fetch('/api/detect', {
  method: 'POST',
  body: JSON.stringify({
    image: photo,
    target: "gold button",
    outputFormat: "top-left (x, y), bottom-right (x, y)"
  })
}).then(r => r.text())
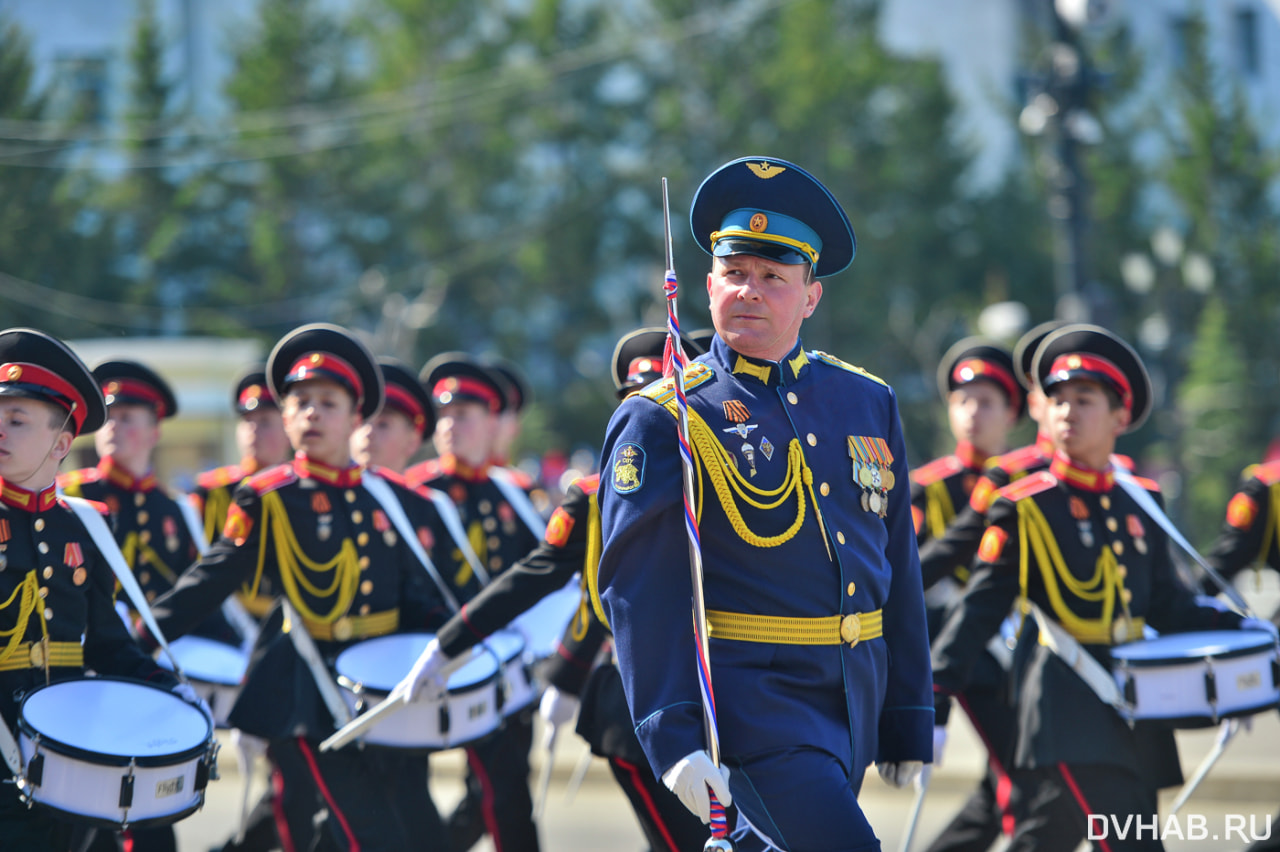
top-left (37, 542), bottom-right (49, 555)
top-left (487, 536), bottom-right (501, 550)
top-left (42, 567), bottom-right (53, 580)
top-left (837, 532), bottom-right (846, 545)
top-left (34, 519), bottom-right (45, 532)
top-left (359, 556), bottom-right (371, 570)
top-left (357, 532), bottom-right (369, 546)
top-left (807, 433), bottom-right (817, 447)
top-left (1105, 517), bottom-right (1118, 532)
top-left (43, 607), bottom-right (53, 620)
top-left (38, 586), bottom-right (48, 599)
top-left (1100, 495), bottom-right (1111, 510)
top-left (820, 482), bottom-right (830, 496)
top-left (137, 511), bottom-right (149, 525)
top-left (351, 511), bottom-right (364, 524)
top-left (847, 582), bottom-right (856, 596)
top-left (787, 392), bottom-right (798, 404)
top-left (332, 617), bottom-right (354, 641)
top-left (345, 490), bottom-right (357, 503)
top-left (479, 500), bottom-right (493, 514)
top-left (1122, 589), bottom-right (1133, 604)
top-left (134, 493), bottom-right (146, 507)
top-left (489, 557), bottom-right (502, 570)
top-left (1116, 565), bottom-right (1127, 579)
top-left (360, 580), bottom-right (373, 595)
top-left (1112, 541), bottom-right (1124, 556)
top-left (139, 571), bottom-right (151, 585)
top-left (140, 530), bottom-right (152, 544)
top-left (839, 613), bottom-right (862, 646)
top-left (483, 518), bottom-right (497, 532)
top-left (359, 604), bottom-right (371, 615)
top-left (29, 643), bottom-right (46, 667)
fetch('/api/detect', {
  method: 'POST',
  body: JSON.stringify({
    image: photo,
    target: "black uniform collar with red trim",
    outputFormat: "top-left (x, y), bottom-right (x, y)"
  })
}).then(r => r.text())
top-left (0, 478), bottom-right (59, 513)
top-left (1049, 451), bottom-right (1115, 494)
top-left (293, 453), bottom-right (363, 488)
top-left (98, 456), bottom-right (158, 492)
top-left (437, 453), bottom-right (490, 483)
top-left (954, 441), bottom-right (992, 471)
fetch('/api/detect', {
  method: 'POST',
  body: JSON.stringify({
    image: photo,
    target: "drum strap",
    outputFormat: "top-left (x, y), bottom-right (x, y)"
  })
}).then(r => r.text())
top-left (1026, 601), bottom-right (1127, 712)
top-left (278, 599), bottom-right (353, 728)
top-left (0, 712), bottom-right (20, 776)
top-left (361, 471), bottom-right (460, 612)
top-left (488, 466), bottom-right (548, 540)
top-left (423, 487), bottom-right (490, 586)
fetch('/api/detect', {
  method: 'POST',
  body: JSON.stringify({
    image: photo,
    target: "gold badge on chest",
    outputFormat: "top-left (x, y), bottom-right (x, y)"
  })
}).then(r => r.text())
top-left (848, 436), bottom-right (894, 518)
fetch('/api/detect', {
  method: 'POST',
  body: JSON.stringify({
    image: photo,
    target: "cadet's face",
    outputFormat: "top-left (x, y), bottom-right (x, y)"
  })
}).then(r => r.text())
top-left (236, 407), bottom-right (290, 467)
top-left (1046, 379), bottom-right (1130, 469)
top-left (282, 380), bottom-right (361, 468)
top-left (0, 398), bottom-right (72, 488)
top-left (96, 404), bottom-right (159, 473)
top-left (434, 400), bottom-right (497, 467)
top-left (351, 409), bottom-right (421, 472)
top-left (707, 255), bottom-right (821, 362)
top-left (947, 382), bottom-right (1016, 457)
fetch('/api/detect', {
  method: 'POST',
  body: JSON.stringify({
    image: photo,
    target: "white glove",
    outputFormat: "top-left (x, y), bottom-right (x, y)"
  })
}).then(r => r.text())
top-left (538, 686), bottom-right (580, 730)
top-left (932, 726), bottom-right (948, 767)
top-left (1240, 617), bottom-right (1280, 641)
top-left (878, 760), bottom-right (925, 789)
top-left (173, 682), bottom-right (214, 725)
top-left (396, 638), bottom-right (450, 701)
top-left (661, 750), bottom-right (732, 824)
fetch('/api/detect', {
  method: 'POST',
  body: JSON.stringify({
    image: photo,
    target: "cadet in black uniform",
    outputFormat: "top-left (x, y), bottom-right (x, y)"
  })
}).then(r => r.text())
top-left (931, 324), bottom-right (1263, 852)
top-left (405, 354), bottom-right (542, 852)
top-left (0, 328), bottom-right (189, 850)
top-left (909, 339), bottom-right (1023, 852)
top-left (401, 328), bottom-right (711, 851)
top-left (149, 323), bottom-right (456, 852)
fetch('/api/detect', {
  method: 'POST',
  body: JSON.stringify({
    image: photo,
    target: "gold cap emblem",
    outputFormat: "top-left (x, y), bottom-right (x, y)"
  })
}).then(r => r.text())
top-left (749, 212), bottom-right (768, 232)
top-left (746, 162), bottom-right (787, 180)
top-left (4, 365), bottom-right (20, 381)
top-left (310, 353), bottom-right (323, 365)
top-left (1067, 355), bottom-right (1083, 369)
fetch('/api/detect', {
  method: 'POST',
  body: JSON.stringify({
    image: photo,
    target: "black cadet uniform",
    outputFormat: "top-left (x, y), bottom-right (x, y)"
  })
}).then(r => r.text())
top-left (407, 354), bottom-right (542, 852)
top-left (910, 339), bottom-right (1024, 852)
top-left (1205, 459), bottom-right (1280, 627)
top-left (0, 329), bottom-right (185, 851)
top-left (149, 324), bottom-right (456, 852)
top-left (931, 325), bottom-right (1245, 852)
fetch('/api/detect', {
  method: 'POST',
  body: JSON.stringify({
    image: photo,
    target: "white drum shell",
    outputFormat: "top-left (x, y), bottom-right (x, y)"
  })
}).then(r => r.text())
top-left (1113, 631), bottom-right (1280, 726)
top-left (160, 636), bottom-right (248, 728)
top-left (484, 630), bottom-right (537, 714)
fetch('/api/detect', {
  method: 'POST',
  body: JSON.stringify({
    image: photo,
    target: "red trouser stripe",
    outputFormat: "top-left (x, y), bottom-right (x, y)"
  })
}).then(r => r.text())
top-left (1058, 763), bottom-right (1112, 852)
top-left (272, 765), bottom-right (298, 852)
top-left (956, 692), bottom-right (1016, 836)
top-left (297, 737), bottom-right (361, 851)
top-left (466, 746), bottom-right (504, 852)
top-left (613, 757), bottom-right (682, 852)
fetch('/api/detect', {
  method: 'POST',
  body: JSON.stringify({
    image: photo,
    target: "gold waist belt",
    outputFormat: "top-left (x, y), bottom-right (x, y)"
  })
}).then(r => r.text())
top-left (706, 608), bottom-right (884, 648)
top-left (0, 641), bottom-right (84, 671)
top-left (303, 608), bottom-right (399, 642)
top-left (1042, 616), bottom-right (1146, 647)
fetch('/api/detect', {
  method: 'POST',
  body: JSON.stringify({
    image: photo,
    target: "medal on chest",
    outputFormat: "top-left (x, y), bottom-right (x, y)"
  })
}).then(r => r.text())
top-left (721, 401), bottom-right (760, 477)
top-left (848, 436), bottom-right (895, 518)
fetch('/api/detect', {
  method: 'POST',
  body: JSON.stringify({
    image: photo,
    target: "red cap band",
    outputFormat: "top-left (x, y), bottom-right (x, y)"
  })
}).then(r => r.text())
top-left (1, 362), bottom-right (88, 433)
top-left (286, 353), bottom-right (363, 403)
top-left (433, 377), bottom-right (501, 412)
top-left (1047, 353), bottom-right (1132, 412)
top-left (626, 356), bottom-right (661, 386)
top-left (952, 358), bottom-right (1021, 410)
top-left (384, 384), bottom-right (427, 433)
top-left (238, 383), bottom-right (276, 412)
top-left (102, 377), bottom-right (168, 417)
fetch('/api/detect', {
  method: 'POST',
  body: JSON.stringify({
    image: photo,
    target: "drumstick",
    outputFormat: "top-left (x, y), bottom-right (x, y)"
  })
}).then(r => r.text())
top-left (897, 765), bottom-right (931, 852)
top-left (1170, 719), bottom-right (1239, 814)
top-left (532, 724), bottom-right (558, 819)
top-left (563, 743), bottom-right (594, 805)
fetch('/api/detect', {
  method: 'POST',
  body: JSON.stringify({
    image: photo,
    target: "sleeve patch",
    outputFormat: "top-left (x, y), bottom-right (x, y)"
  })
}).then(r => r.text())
top-left (969, 477), bottom-right (996, 513)
top-left (545, 506), bottom-right (575, 547)
top-left (1227, 492), bottom-right (1259, 531)
top-left (223, 503), bottom-right (253, 545)
top-left (611, 443), bottom-right (646, 494)
top-left (977, 526), bottom-right (1008, 563)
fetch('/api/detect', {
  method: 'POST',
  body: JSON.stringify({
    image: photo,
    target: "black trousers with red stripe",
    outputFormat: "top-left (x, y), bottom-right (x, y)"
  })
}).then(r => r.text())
top-left (269, 736), bottom-right (448, 852)
top-left (608, 755), bottom-right (713, 852)
top-left (1005, 764), bottom-right (1163, 852)
top-left (923, 765), bottom-right (1010, 852)
top-left (446, 712), bottom-right (540, 852)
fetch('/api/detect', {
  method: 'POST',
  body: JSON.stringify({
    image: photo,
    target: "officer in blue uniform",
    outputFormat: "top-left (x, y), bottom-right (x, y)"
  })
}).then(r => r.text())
top-left (593, 157), bottom-right (934, 851)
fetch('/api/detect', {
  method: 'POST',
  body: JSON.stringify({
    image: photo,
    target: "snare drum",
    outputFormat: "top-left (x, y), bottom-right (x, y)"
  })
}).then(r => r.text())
top-left (17, 677), bottom-right (216, 828)
top-left (508, 581), bottom-right (585, 660)
top-left (483, 630), bottom-right (538, 714)
top-left (334, 633), bottom-right (502, 750)
top-left (160, 636), bottom-right (248, 727)
top-left (1112, 630), bottom-right (1280, 727)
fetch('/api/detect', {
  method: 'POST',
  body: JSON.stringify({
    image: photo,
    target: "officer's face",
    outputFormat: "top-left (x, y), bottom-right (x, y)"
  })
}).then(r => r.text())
top-left (434, 400), bottom-right (498, 467)
top-left (1045, 379), bottom-right (1130, 469)
top-left (0, 398), bottom-right (73, 489)
top-left (707, 254), bottom-right (821, 362)
top-left (237, 407), bottom-right (290, 468)
top-left (96, 403), bottom-right (159, 473)
top-left (947, 382), bottom-right (1016, 457)
top-left (351, 409), bottom-right (421, 472)
top-left (282, 379), bottom-right (362, 467)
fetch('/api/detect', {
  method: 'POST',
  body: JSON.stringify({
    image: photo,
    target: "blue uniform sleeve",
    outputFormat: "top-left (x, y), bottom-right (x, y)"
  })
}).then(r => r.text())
top-left (597, 396), bottom-right (705, 778)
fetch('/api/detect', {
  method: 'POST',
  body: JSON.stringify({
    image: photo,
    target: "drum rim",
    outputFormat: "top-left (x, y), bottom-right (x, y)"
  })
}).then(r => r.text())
top-left (481, 630), bottom-right (527, 663)
top-left (26, 789), bottom-right (206, 830)
top-left (346, 667), bottom-right (501, 699)
top-left (18, 676), bottom-right (214, 767)
top-left (1130, 698), bottom-right (1280, 729)
top-left (165, 635), bottom-right (249, 686)
top-left (1111, 631), bottom-right (1278, 667)
top-left (334, 633), bottom-right (501, 693)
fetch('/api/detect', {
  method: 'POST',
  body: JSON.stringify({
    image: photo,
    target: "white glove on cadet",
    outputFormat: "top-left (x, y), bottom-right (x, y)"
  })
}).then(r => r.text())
top-left (172, 682), bottom-right (214, 724)
top-left (396, 637), bottom-right (450, 700)
top-left (1241, 617), bottom-right (1280, 641)
top-left (538, 686), bottom-right (580, 730)
top-left (661, 750), bottom-right (732, 824)
top-left (932, 725), bottom-right (948, 767)
top-left (877, 760), bottom-right (925, 789)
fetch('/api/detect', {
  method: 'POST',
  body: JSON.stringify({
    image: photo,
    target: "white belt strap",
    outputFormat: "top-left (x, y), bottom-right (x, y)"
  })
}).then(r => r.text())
top-left (424, 487), bottom-right (490, 586)
top-left (1026, 601), bottom-right (1126, 711)
top-left (488, 466), bottom-right (547, 540)
top-left (278, 599), bottom-right (352, 727)
top-left (61, 494), bottom-right (184, 675)
top-left (361, 471), bottom-right (460, 612)
top-left (175, 491), bottom-right (259, 651)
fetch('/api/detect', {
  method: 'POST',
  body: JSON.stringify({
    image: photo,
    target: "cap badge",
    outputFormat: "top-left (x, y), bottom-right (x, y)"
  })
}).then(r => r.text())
top-left (4, 365), bottom-right (21, 381)
top-left (309, 353), bottom-right (323, 365)
top-left (1067, 355), bottom-right (1083, 369)
top-left (746, 162), bottom-right (787, 180)
top-left (749, 212), bottom-right (768, 232)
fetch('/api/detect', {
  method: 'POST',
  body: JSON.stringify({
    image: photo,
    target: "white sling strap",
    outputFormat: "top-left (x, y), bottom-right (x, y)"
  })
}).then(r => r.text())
top-left (488, 466), bottom-right (547, 540)
top-left (361, 471), bottom-right (460, 612)
top-left (1026, 601), bottom-right (1126, 711)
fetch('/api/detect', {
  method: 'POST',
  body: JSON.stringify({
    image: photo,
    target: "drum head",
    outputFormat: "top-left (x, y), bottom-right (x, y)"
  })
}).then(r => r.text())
top-left (160, 636), bottom-right (247, 686)
top-left (482, 630), bottom-right (526, 665)
top-left (1112, 630), bottom-right (1275, 666)
top-left (20, 678), bottom-right (211, 765)
top-left (334, 633), bottom-right (498, 694)
top-left (508, 584), bottom-right (582, 659)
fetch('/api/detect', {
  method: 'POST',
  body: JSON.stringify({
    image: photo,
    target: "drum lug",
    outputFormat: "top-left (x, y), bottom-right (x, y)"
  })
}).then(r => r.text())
top-left (1271, 654), bottom-right (1279, 689)
top-left (119, 758), bottom-right (136, 825)
top-left (1203, 657), bottom-right (1219, 723)
top-left (25, 735), bottom-right (44, 788)
top-left (439, 702), bottom-right (451, 736)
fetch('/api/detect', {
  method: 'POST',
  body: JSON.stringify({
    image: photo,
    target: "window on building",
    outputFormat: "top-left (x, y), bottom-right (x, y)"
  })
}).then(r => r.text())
top-left (1236, 7), bottom-right (1261, 77)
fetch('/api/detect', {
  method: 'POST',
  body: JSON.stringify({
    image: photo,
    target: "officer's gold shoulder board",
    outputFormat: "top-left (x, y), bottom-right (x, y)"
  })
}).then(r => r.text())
top-left (611, 443), bottom-right (646, 494)
top-left (911, 455), bottom-right (963, 487)
top-left (995, 470), bottom-right (1057, 503)
top-left (639, 361), bottom-right (715, 405)
top-left (811, 351), bottom-right (888, 387)
top-left (245, 464), bottom-right (297, 496)
top-left (1252, 459), bottom-right (1280, 486)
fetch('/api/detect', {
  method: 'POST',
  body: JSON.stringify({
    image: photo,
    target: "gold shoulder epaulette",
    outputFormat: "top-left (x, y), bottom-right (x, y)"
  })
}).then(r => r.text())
top-left (812, 351), bottom-right (888, 387)
top-left (639, 362), bottom-right (715, 405)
